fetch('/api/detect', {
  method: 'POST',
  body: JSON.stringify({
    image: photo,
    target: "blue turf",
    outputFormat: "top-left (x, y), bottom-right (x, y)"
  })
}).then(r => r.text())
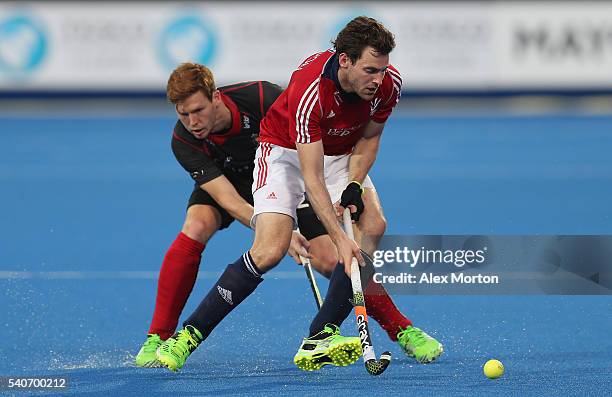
top-left (1, 113), bottom-right (611, 395)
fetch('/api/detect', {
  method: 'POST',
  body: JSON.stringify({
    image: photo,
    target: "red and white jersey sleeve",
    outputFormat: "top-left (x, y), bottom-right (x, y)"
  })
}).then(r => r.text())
top-left (260, 51), bottom-right (330, 149)
top-left (287, 73), bottom-right (323, 145)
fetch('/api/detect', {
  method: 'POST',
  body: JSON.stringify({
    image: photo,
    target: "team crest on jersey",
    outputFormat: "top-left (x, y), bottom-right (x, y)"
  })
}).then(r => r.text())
top-left (370, 98), bottom-right (382, 116)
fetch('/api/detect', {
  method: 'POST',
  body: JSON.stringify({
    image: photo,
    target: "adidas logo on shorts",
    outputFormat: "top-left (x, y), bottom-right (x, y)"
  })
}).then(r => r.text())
top-left (266, 192), bottom-right (277, 200)
top-left (217, 285), bottom-right (233, 305)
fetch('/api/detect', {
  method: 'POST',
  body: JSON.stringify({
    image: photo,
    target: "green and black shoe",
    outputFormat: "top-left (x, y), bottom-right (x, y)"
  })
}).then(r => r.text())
top-left (294, 324), bottom-right (362, 371)
top-left (135, 334), bottom-right (163, 368)
top-left (397, 326), bottom-right (443, 364)
top-left (156, 325), bottom-right (203, 371)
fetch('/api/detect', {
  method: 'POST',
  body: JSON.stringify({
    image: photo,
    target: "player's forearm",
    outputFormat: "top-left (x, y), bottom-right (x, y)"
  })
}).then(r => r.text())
top-left (349, 135), bottom-right (380, 183)
top-left (211, 192), bottom-right (253, 228)
top-left (223, 201), bottom-right (254, 228)
top-left (199, 176), bottom-right (254, 228)
top-left (296, 141), bottom-right (345, 242)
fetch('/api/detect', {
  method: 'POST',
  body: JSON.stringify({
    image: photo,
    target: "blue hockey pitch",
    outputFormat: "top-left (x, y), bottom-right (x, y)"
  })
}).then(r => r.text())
top-left (1, 111), bottom-right (611, 396)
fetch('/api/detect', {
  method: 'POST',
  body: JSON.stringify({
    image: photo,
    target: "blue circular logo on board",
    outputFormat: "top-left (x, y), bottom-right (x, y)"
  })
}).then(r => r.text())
top-left (0, 15), bottom-right (47, 75)
top-left (158, 15), bottom-right (217, 69)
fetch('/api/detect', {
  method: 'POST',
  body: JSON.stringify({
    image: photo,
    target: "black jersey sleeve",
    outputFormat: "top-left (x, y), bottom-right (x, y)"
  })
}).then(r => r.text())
top-left (260, 81), bottom-right (283, 118)
top-left (171, 123), bottom-right (223, 186)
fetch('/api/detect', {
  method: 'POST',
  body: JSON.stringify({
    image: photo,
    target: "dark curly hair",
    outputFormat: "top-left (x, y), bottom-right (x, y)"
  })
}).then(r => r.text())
top-left (332, 16), bottom-right (396, 62)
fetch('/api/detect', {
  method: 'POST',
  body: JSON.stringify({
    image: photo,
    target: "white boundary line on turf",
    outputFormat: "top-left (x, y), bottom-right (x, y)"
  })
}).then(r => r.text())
top-left (0, 270), bottom-right (306, 280)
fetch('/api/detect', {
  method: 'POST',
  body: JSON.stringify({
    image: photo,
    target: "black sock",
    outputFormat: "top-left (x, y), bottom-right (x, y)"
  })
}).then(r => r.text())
top-left (308, 263), bottom-right (354, 337)
top-left (184, 252), bottom-right (263, 339)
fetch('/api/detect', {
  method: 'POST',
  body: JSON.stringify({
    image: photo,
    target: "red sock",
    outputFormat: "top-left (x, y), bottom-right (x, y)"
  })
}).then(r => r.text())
top-left (364, 281), bottom-right (412, 341)
top-left (148, 232), bottom-right (205, 340)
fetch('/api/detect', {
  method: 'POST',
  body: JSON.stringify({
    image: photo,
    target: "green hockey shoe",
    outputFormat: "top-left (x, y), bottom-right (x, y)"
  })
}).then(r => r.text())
top-left (397, 326), bottom-right (443, 363)
top-left (294, 324), bottom-right (362, 371)
top-left (135, 334), bottom-right (163, 368)
top-left (156, 325), bottom-right (203, 371)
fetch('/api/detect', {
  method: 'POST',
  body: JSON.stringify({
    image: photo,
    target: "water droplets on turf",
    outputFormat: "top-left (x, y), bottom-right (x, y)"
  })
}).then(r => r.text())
top-left (48, 349), bottom-right (134, 370)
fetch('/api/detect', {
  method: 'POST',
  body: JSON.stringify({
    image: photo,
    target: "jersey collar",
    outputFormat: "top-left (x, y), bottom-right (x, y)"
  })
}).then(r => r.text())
top-left (215, 92), bottom-right (242, 135)
top-left (322, 52), bottom-right (361, 103)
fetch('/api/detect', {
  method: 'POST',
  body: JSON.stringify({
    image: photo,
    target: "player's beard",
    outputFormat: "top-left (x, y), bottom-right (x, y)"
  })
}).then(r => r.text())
top-left (360, 85), bottom-right (378, 100)
top-left (353, 76), bottom-right (378, 100)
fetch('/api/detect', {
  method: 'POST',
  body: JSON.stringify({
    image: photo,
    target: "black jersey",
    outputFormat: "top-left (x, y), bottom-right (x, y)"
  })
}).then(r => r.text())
top-left (171, 81), bottom-right (283, 186)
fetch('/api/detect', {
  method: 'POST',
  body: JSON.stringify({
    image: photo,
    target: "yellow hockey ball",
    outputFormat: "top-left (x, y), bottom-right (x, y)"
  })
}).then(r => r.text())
top-left (483, 359), bottom-right (504, 379)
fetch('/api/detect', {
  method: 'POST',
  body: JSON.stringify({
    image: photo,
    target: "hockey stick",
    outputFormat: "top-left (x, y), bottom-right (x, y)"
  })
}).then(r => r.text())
top-left (297, 236), bottom-right (323, 309)
top-left (295, 199), bottom-right (323, 309)
top-left (343, 208), bottom-right (391, 376)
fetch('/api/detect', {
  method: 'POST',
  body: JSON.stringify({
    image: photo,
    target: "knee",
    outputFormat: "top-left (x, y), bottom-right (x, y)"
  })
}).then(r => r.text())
top-left (361, 214), bottom-right (387, 239)
top-left (182, 217), bottom-right (216, 243)
top-left (250, 213), bottom-right (294, 272)
top-left (310, 251), bottom-right (338, 278)
top-left (250, 244), bottom-right (287, 272)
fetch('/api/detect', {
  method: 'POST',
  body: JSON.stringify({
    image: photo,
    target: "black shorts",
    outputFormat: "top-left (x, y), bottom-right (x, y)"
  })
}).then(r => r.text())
top-left (187, 176), bottom-right (253, 230)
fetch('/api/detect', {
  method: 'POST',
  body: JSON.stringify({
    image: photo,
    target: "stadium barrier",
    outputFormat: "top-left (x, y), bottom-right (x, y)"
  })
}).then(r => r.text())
top-left (1, 1), bottom-right (611, 96)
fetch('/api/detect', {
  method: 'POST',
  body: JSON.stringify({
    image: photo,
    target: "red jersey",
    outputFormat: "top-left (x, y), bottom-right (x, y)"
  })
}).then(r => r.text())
top-left (259, 49), bottom-right (402, 155)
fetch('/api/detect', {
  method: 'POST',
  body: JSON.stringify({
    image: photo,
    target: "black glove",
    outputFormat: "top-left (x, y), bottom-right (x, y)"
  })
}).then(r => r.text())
top-left (340, 181), bottom-right (364, 221)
